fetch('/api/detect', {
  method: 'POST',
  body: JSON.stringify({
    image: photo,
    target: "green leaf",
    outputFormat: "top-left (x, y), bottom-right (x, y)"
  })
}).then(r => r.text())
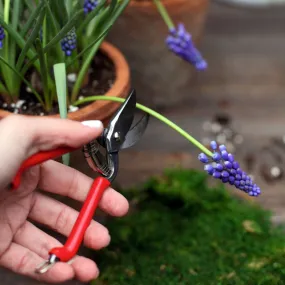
top-left (66, 24), bottom-right (111, 69)
top-left (0, 55), bottom-right (44, 104)
top-left (68, 0), bottom-right (82, 17)
top-left (21, 8), bottom-right (85, 75)
top-left (53, 63), bottom-right (70, 166)
top-left (44, 0), bottom-right (64, 62)
top-left (64, 0), bottom-right (73, 17)
top-left (0, 16), bottom-right (38, 62)
top-left (94, 0), bottom-right (121, 33)
top-left (10, 0), bottom-right (22, 64)
top-left (0, 80), bottom-right (8, 94)
top-left (71, 35), bottom-right (104, 102)
top-left (71, 0), bottom-right (130, 101)
top-left (20, 0), bottom-right (45, 37)
top-left (44, 0), bottom-right (60, 33)
top-left (24, 0), bottom-right (35, 12)
top-left (109, 0), bottom-right (118, 14)
top-left (35, 38), bottom-right (50, 110)
top-left (16, 5), bottom-right (46, 70)
top-left (49, 0), bottom-right (69, 26)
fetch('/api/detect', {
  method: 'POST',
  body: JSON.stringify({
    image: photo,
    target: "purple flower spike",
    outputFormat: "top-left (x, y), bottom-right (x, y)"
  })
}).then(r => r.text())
top-left (84, 0), bottom-right (99, 14)
top-left (222, 177), bottom-right (229, 183)
top-left (229, 176), bottom-right (235, 183)
top-left (204, 164), bottom-right (214, 175)
top-left (0, 25), bottom-right (5, 49)
top-left (219, 145), bottom-right (226, 152)
top-left (197, 140), bottom-right (261, 197)
top-left (221, 170), bottom-right (229, 178)
top-left (61, 28), bottom-right (77, 56)
top-left (221, 150), bottom-right (229, 160)
top-left (224, 161), bottom-right (232, 169)
top-left (228, 153), bottom-right (235, 163)
top-left (232, 161), bottom-right (239, 169)
top-left (210, 141), bottom-right (217, 150)
top-left (212, 152), bottom-right (221, 162)
top-left (198, 153), bottom-right (209, 163)
top-left (215, 163), bottom-right (224, 171)
top-left (213, 171), bottom-right (221, 178)
top-left (165, 23), bottom-right (207, 71)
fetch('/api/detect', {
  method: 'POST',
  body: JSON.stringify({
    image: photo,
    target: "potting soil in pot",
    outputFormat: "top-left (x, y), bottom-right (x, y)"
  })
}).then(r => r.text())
top-left (0, 50), bottom-right (115, 116)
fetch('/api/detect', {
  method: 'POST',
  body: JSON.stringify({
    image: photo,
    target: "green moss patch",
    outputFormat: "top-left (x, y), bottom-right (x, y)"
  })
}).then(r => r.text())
top-left (93, 169), bottom-right (285, 285)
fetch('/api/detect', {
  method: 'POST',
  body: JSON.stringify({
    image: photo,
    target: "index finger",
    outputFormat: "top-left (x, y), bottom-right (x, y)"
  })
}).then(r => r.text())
top-left (38, 160), bottom-right (129, 217)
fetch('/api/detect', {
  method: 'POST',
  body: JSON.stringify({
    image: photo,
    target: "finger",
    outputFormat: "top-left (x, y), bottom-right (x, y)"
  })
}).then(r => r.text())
top-left (13, 221), bottom-right (62, 259)
top-left (39, 160), bottom-right (129, 217)
top-left (71, 256), bottom-right (99, 282)
top-left (29, 193), bottom-right (111, 250)
top-left (0, 115), bottom-right (103, 188)
top-left (0, 242), bottom-right (75, 283)
top-left (13, 222), bottom-right (99, 282)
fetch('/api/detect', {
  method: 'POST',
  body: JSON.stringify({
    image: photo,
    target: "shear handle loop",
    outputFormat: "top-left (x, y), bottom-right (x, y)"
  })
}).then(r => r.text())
top-left (49, 176), bottom-right (110, 262)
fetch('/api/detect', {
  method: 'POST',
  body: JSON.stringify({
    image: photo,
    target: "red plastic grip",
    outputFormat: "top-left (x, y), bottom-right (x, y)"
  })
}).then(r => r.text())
top-left (49, 176), bottom-right (110, 262)
top-left (11, 146), bottom-right (76, 190)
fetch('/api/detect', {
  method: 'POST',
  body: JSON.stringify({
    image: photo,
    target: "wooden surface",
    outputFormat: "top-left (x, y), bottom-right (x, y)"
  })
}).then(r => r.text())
top-left (2, 2), bottom-right (285, 284)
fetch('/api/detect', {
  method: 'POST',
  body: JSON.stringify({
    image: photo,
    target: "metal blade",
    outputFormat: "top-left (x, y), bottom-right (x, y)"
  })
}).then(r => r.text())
top-left (105, 89), bottom-right (137, 152)
top-left (120, 113), bottom-right (150, 150)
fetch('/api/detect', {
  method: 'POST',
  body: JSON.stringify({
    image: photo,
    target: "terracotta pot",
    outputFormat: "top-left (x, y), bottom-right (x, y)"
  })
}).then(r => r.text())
top-left (0, 41), bottom-right (131, 126)
top-left (107, 0), bottom-right (209, 109)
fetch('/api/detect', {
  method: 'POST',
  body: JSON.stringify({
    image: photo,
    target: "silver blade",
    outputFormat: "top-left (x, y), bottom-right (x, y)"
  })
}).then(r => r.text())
top-left (120, 113), bottom-right (150, 150)
top-left (105, 89), bottom-right (137, 152)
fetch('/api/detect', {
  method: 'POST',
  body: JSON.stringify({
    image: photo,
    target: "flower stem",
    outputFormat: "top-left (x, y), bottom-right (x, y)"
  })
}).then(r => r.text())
top-left (73, 96), bottom-right (213, 157)
top-left (152, 0), bottom-right (175, 30)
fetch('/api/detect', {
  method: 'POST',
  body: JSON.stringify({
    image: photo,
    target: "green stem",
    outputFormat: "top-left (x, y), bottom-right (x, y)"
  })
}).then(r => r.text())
top-left (73, 96), bottom-right (213, 157)
top-left (153, 0), bottom-right (175, 30)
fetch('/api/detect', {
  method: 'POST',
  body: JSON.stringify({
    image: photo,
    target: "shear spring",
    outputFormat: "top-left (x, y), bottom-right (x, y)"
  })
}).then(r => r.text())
top-left (83, 139), bottom-right (112, 178)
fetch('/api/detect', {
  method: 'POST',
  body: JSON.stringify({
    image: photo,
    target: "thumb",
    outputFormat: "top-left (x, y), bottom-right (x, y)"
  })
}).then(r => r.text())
top-left (0, 115), bottom-right (103, 188)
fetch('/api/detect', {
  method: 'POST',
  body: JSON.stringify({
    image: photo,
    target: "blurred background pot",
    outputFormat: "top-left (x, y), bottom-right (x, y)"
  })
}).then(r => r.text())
top-left (107, 0), bottom-right (210, 109)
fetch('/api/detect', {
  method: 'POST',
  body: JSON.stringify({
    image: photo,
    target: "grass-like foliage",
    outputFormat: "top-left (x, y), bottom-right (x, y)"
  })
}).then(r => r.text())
top-left (93, 169), bottom-right (285, 285)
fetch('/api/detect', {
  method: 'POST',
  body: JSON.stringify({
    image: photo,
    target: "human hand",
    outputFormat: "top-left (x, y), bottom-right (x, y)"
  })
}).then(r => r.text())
top-left (0, 115), bottom-right (129, 283)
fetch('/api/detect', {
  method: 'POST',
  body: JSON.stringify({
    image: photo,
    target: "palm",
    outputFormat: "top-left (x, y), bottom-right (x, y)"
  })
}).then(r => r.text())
top-left (0, 161), bottom-right (128, 283)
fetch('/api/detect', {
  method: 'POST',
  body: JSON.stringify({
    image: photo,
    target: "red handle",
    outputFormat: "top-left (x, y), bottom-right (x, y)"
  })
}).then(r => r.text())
top-left (49, 176), bottom-right (110, 262)
top-left (11, 146), bottom-right (76, 190)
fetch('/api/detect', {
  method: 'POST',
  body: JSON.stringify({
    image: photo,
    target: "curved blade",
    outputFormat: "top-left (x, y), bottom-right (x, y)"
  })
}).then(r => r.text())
top-left (105, 89), bottom-right (137, 152)
top-left (120, 113), bottom-right (150, 150)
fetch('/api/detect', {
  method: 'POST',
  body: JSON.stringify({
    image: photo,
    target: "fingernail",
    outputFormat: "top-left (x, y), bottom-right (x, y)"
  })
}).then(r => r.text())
top-left (81, 120), bottom-right (103, 129)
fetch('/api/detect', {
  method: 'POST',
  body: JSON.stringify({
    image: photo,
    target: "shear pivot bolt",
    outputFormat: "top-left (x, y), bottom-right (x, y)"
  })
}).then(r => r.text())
top-left (114, 132), bottom-right (120, 141)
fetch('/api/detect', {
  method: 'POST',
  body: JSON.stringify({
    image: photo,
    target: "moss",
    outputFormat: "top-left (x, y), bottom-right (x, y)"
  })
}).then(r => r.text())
top-left (93, 169), bottom-right (285, 285)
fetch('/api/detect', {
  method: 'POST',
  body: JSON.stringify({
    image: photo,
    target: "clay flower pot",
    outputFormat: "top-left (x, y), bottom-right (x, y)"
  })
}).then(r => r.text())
top-left (107, 0), bottom-right (209, 108)
top-left (0, 41), bottom-right (131, 125)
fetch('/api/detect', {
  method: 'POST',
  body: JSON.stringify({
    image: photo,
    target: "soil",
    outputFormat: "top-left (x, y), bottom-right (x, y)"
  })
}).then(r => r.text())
top-left (0, 50), bottom-right (116, 116)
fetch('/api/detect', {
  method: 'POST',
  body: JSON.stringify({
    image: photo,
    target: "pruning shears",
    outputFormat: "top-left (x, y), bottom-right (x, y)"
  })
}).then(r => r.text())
top-left (10, 89), bottom-right (149, 274)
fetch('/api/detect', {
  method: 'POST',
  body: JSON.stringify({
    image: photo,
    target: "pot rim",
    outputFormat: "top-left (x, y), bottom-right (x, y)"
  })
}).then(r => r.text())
top-left (0, 41), bottom-right (130, 121)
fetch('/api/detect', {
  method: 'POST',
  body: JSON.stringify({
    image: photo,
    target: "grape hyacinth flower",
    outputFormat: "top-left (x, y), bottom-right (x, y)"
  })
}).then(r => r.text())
top-left (166, 23), bottom-right (207, 71)
top-left (61, 28), bottom-right (77, 56)
top-left (84, 0), bottom-right (99, 14)
top-left (0, 25), bottom-right (5, 49)
top-left (198, 140), bottom-right (261, 197)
